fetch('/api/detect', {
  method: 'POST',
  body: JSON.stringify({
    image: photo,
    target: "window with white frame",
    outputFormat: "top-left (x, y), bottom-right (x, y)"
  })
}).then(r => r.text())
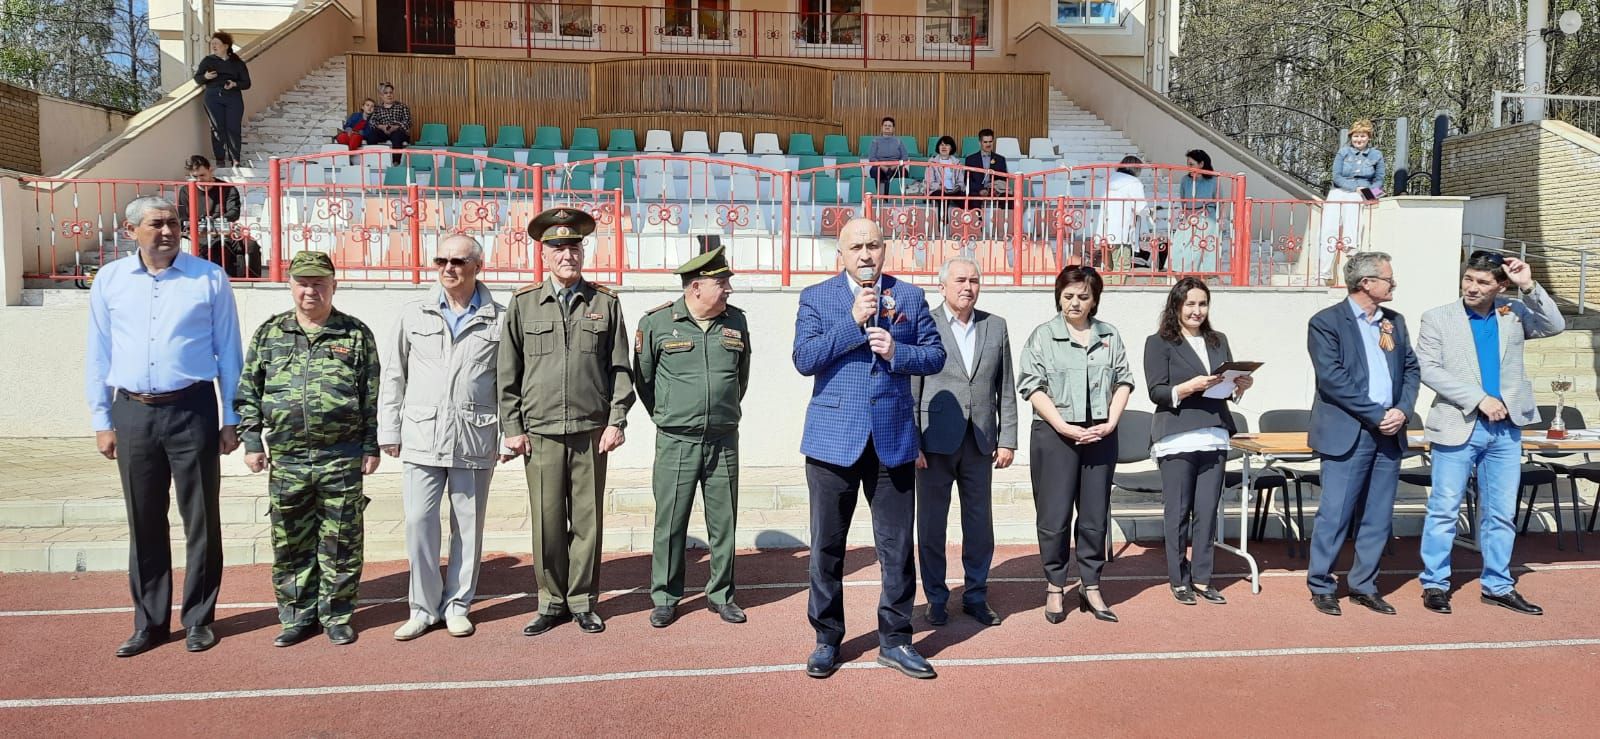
top-left (799, 0), bottom-right (863, 46)
top-left (1056, 0), bottom-right (1123, 26)
top-left (531, 0), bottom-right (594, 38)
top-left (926, 0), bottom-right (990, 48)
top-left (664, 0), bottom-right (732, 41)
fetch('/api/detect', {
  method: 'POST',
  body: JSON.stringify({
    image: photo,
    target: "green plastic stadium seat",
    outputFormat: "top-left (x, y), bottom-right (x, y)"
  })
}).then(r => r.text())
top-left (788, 133), bottom-right (818, 156)
top-left (571, 127), bottom-right (601, 151)
top-left (455, 124), bottom-right (488, 148)
top-left (532, 126), bottom-right (563, 150)
top-left (415, 123), bottom-right (449, 147)
top-left (606, 129), bottom-right (638, 153)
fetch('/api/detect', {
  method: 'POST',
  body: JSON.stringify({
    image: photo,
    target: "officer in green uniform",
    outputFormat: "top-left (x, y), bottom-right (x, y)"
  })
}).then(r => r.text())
top-left (236, 251), bottom-right (381, 647)
top-left (634, 247), bottom-right (751, 628)
top-left (498, 207), bottom-right (635, 636)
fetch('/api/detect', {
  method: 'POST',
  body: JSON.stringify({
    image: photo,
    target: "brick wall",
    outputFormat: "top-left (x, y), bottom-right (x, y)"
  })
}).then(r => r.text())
top-left (0, 81), bottom-right (43, 175)
top-left (1442, 121), bottom-right (1600, 308)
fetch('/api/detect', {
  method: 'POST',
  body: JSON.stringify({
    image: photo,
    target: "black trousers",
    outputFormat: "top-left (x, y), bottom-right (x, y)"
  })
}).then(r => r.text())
top-left (915, 426), bottom-right (995, 607)
top-left (1031, 420), bottom-right (1115, 587)
top-left (110, 383), bottom-right (223, 632)
top-left (204, 93), bottom-right (244, 164)
top-left (806, 440), bottom-right (916, 648)
top-left (1157, 450), bottom-right (1226, 587)
top-left (365, 126), bottom-right (411, 149)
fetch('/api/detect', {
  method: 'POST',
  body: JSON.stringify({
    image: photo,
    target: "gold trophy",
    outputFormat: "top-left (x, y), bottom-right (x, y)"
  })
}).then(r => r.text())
top-left (1548, 375), bottom-right (1574, 440)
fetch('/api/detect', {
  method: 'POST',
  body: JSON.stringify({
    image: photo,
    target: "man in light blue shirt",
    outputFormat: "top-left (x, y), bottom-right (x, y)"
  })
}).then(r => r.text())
top-left (85, 195), bottom-right (243, 657)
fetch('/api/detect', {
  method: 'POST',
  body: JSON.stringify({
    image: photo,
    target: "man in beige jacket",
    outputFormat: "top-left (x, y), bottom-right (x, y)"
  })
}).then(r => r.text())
top-left (379, 234), bottom-right (505, 640)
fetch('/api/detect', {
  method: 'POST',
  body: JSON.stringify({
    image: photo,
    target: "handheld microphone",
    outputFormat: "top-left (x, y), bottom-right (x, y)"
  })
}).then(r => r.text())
top-left (855, 266), bottom-right (878, 329)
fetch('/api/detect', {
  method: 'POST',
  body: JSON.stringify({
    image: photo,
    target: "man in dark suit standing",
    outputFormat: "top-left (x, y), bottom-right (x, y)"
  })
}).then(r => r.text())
top-left (793, 218), bottom-right (945, 680)
top-left (913, 257), bottom-right (1016, 627)
top-left (1306, 251), bottom-right (1419, 616)
top-left (964, 128), bottom-right (1010, 211)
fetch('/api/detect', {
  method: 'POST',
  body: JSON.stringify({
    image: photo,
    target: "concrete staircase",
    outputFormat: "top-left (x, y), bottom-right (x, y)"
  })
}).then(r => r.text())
top-left (1047, 86), bottom-right (1140, 166)
top-left (237, 55), bottom-right (348, 172)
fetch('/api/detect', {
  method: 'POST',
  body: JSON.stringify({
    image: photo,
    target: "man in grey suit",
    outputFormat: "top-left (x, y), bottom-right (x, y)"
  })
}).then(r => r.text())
top-left (913, 257), bottom-right (1017, 627)
top-left (1416, 252), bottom-right (1562, 616)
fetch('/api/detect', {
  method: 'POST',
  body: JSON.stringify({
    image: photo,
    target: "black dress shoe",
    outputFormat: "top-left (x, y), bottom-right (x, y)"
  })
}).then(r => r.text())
top-left (574, 611), bottom-right (606, 633)
top-left (273, 622), bottom-right (321, 647)
top-left (185, 625), bottom-right (217, 653)
top-left (962, 602), bottom-right (1002, 626)
top-left (1311, 594), bottom-right (1342, 616)
top-left (115, 628), bottom-right (169, 658)
top-left (876, 645), bottom-right (937, 679)
top-left (807, 643), bottom-right (839, 679)
top-left (327, 624), bottom-right (357, 645)
top-left (708, 601), bottom-right (747, 624)
top-left (522, 612), bottom-right (571, 636)
top-left (1077, 590), bottom-right (1118, 622)
top-left (649, 605), bottom-right (676, 628)
top-left (1349, 593), bottom-right (1397, 615)
top-left (926, 602), bottom-right (949, 626)
top-left (1171, 586), bottom-right (1197, 605)
top-left (1422, 588), bottom-right (1452, 614)
top-left (1481, 589), bottom-right (1543, 616)
top-left (1193, 586), bottom-right (1227, 605)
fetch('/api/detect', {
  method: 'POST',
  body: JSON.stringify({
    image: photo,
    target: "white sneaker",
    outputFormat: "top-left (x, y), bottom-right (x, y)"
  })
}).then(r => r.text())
top-left (446, 614), bottom-right (475, 637)
top-left (393, 618), bottom-right (431, 641)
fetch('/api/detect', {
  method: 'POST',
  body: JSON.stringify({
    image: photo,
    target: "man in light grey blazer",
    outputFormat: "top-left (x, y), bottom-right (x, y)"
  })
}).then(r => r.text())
top-left (1416, 252), bottom-right (1562, 616)
top-left (913, 257), bottom-right (1018, 627)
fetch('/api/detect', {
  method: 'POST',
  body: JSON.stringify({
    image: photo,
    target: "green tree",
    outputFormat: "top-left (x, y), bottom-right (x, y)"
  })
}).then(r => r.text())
top-left (0, 0), bottom-right (159, 112)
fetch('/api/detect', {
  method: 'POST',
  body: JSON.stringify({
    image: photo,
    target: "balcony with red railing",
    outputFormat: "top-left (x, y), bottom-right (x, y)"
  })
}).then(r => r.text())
top-left (406, 1), bottom-right (980, 67)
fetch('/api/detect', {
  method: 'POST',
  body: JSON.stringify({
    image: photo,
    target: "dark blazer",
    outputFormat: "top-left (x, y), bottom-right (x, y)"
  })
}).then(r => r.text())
top-left (193, 54), bottom-right (251, 98)
top-left (964, 151), bottom-right (1008, 195)
top-left (912, 306), bottom-right (1018, 456)
top-left (1143, 331), bottom-right (1239, 442)
top-left (176, 181), bottom-right (241, 224)
top-left (1306, 300), bottom-right (1420, 456)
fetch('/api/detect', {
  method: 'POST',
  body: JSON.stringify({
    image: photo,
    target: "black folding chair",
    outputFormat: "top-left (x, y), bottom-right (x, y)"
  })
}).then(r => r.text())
top-left (1528, 405), bottom-right (1590, 551)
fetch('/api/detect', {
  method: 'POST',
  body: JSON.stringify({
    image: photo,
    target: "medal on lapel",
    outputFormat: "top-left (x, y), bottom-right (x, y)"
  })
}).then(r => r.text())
top-left (1379, 319), bottom-right (1395, 352)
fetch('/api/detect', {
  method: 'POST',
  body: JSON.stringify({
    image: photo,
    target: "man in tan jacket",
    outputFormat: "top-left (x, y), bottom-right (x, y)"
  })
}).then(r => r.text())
top-left (380, 234), bottom-right (504, 640)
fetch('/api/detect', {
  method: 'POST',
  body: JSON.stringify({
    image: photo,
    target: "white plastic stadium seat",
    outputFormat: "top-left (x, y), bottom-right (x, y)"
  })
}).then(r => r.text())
top-left (751, 133), bottom-right (783, 155)
top-left (680, 130), bottom-right (712, 154)
top-left (644, 130), bottom-right (675, 153)
top-left (1027, 137), bottom-right (1059, 160)
top-left (996, 137), bottom-right (1024, 160)
top-left (717, 131), bottom-right (748, 155)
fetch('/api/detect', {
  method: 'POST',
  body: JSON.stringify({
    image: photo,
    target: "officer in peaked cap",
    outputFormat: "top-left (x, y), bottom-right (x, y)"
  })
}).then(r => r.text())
top-left (498, 206), bottom-right (634, 636)
top-left (632, 246), bottom-right (751, 628)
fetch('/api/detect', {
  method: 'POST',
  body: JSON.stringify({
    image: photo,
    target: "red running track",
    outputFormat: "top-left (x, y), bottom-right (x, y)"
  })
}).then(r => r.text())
top-left (1, 537), bottom-right (1598, 736)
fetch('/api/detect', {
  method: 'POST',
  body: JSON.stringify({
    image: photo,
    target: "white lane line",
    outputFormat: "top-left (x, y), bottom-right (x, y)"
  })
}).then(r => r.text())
top-left (5, 562), bottom-right (1599, 618)
top-left (2, 637), bottom-right (1598, 709)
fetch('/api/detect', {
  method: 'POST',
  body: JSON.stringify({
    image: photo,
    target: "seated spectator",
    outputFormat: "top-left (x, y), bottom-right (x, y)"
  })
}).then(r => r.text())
top-left (366, 82), bottom-right (412, 164)
top-left (964, 129), bottom-right (1010, 211)
top-left (924, 135), bottom-right (965, 216)
top-left (867, 116), bottom-right (909, 195)
top-left (1096, 155), bottom-right (1149, 285)
top-left (176, 154), bottom-right (261, 278)
top-left (335, 98), bottom-right (375, 151)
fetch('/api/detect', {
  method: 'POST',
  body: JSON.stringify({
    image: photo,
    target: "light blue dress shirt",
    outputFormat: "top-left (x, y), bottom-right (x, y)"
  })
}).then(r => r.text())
top-left (438, 285), bottom-right (484, 337)
top-left (1348, 298), bottom-right (1393, 409)
top-left (85, 251), bottom-right (243, 431)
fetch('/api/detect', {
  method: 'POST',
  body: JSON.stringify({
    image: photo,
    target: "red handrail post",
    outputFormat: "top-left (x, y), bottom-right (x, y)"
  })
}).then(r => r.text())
top-left (408, 182), bottom-right (422, 285)
top-left (861, 13), bottom-right (869, 68)
top-left (613, 190), bottom-right (625, 286)
top-left (185, 180), bottom-right (201, 257)
top-left (1232, 183), bottom-right (1252, 286)
top-left (780, 173), bottom-right (793, 286)
top-left (268, 157), bottom-right (284, 281)
top-left (523, 0), bottom-right (532, 58)
top-left (969, 15), bottom-right (976, 69)
top-left (406, 0), bottom-right (414, 53)
top-left (1011, 173), bottom-right (1024, 286)
top-left (640, 6), bottom-right (648, 55)
top-left (751, 10), bottom-right (759, 58)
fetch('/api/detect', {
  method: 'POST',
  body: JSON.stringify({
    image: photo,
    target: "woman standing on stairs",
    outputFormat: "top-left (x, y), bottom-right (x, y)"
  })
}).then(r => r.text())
top-left (194, 32), bottom-right (251, 168)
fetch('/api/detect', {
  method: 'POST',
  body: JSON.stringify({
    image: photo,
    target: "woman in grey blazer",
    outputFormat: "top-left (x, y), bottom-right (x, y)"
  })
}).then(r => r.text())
top-left (1143, 277), bottom-right (1252, 605)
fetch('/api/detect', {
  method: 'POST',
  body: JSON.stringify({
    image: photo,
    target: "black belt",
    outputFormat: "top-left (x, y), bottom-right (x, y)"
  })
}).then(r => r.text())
top-left (118, 382), bottom-right (207, 405)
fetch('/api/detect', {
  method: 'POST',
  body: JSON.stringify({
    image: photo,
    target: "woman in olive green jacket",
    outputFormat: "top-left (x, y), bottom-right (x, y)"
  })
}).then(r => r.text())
top-left (1018, 266), bottom-right (1134, 624)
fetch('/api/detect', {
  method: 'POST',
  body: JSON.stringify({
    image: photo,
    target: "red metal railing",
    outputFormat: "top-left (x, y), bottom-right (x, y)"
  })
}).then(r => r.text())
top-left (406, 0), bottom-right (979, 67)
top-left (18, 152), bottom-right (1375, 289)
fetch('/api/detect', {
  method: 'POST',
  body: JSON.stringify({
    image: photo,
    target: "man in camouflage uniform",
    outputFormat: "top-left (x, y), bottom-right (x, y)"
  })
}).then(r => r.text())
top-left (633, 247), bottom-right (751, 628)
top-left (237, 251), bottom-right (381, 647)
top-left (498, 207), bottom-right (634, 636)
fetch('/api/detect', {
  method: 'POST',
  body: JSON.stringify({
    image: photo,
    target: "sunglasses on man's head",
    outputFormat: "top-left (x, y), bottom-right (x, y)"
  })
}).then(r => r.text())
top-left (432, 257), bottom-right (472, 267)
top-left (1468, 250), bottom-right (1506, 267)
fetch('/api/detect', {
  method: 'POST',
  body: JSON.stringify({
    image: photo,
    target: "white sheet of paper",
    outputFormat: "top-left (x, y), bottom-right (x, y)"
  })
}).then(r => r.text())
top-left (1203, 370), bottom-right (1251, 399)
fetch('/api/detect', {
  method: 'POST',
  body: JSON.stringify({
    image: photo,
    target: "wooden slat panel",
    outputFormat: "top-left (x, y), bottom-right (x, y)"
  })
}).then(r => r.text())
top-left (713, 60), bottom-right (831, 120)
top-left (940, 72), bottom-right (1048, 143)
top-left (592, 58), bottom-right (717, 116)
top-left (475, 58), bottom-right (591, 136)
top-left (833, 70), bottom-right (940, 145)
top-left (347, 53), bottom-right (475, 139)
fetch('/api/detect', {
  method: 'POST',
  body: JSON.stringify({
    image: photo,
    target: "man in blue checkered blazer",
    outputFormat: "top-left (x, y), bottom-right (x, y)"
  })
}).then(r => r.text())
top-left (793, 218), bottom-right (945, 680)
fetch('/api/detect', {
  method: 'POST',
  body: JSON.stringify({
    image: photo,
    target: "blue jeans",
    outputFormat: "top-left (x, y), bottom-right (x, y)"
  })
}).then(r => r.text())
top-left (1420, 420), bottom-right (1522, 595)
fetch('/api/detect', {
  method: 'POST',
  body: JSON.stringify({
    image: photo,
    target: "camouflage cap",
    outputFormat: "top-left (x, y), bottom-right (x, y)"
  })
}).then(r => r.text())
top-left (527, 206), bottom-right (596, 245)
top-left (288, 250), bottom-right (336, 278)
top-left (675, 245), bottom-right (734, 285)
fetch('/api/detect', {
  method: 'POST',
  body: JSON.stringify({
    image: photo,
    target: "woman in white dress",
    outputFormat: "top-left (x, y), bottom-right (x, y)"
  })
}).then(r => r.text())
top-left (1316, 119), bottom-right (1386, 285)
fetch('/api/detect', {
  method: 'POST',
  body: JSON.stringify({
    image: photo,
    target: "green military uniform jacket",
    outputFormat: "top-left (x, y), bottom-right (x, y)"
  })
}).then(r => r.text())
top-left (497, 278), bottom-right (635, 437)
top-left (236, 309), bottom-right (381, 458)
top-left (633, 298), bottom-right (751, 437)
top-left (1017, 315), bottom-right (1135, 423)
